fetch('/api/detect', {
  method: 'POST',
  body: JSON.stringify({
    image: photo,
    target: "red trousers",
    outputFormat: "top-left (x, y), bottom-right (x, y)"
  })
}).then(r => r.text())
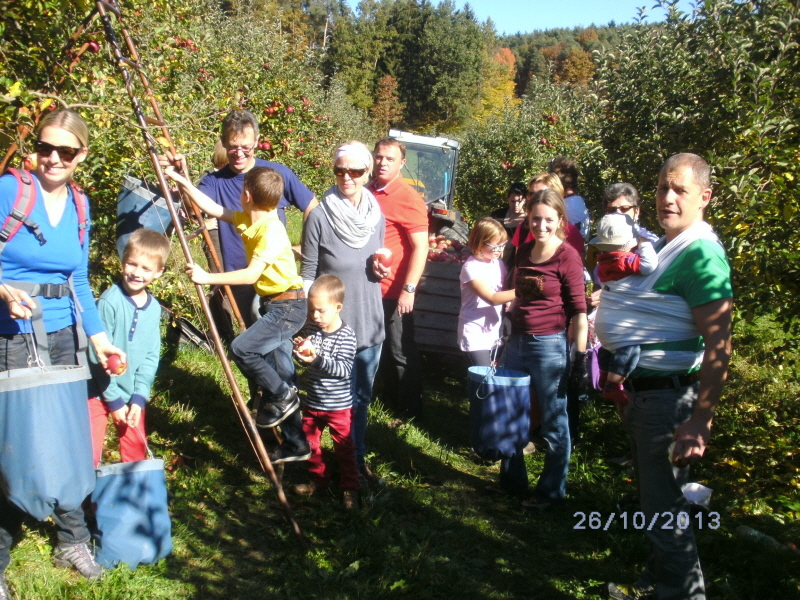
top-left (302, 407), bottom-right (359, 491)
top-left (88, 396), bottom-right (147, 467)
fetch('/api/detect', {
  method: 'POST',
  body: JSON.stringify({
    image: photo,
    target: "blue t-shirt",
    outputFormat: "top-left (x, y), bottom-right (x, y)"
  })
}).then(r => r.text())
top-left (0, 173), bottom-right (104, 336)
top-left (198, 159), bottom-right (314, 271)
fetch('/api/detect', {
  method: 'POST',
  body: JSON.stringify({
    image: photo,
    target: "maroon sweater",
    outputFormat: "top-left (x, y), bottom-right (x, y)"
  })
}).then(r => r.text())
top-left (511, 241), bottom-right (587, 335)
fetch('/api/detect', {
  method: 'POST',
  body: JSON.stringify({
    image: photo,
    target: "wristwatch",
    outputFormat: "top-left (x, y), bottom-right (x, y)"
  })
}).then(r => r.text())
top-left (402, 283), bottom-right (417, 293)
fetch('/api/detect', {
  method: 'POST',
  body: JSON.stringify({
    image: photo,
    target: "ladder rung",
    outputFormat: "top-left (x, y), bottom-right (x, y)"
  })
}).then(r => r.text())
top-left (118, 56), bottom-right (143, 71)
top-left (144, 116), bottom-right (167, 127)
top-left (97, 0), bottom-right (121, 18)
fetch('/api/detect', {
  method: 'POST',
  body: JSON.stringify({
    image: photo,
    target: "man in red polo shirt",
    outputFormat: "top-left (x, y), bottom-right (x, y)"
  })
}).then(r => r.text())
top-left (369, 137), bottom-right (429, 420)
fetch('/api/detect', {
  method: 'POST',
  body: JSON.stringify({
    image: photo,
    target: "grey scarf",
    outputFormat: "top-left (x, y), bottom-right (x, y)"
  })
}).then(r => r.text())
top-left (320, 185), bottom-right (381, 249)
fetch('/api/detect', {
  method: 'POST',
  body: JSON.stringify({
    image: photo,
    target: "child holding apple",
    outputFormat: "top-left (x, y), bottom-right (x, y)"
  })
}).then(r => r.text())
top-left (289, 275), bottom-right (360, 509)
top-left (88, 229), bottom-right (171, 466)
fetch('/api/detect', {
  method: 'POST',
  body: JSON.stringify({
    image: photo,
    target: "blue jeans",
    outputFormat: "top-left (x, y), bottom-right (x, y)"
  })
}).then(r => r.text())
top-left (624, 383), bottom-right (706, 600)
top-left (0, 325), bottom-right (90, 574)
top-left (599, 344), bottom-right (641, 378)
top-left (502, 330), bottom-right (570, 500)
top-left (351, 343), bottom-right (383, 465)
top-left (229, 298), bottom-right (306, 401)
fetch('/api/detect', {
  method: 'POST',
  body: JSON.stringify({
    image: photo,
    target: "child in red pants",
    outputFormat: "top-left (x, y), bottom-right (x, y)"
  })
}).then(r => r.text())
top-left (288, 275), bottom-right (360, 509)
top-left (88, 229), bottom-right (170, 466)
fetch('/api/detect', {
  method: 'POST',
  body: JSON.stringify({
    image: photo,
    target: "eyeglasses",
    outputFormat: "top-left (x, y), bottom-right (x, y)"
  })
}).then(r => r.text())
top-left (483, 242), bottom-right (506, 252)
top-left (605, 205), bottom-right (636, 214)
top-left (35, 141), bottom-right (82, 162)
top-left (226, 143), bottom-right (256, 155)
top-left (333, 167), bottom-right (368, 178)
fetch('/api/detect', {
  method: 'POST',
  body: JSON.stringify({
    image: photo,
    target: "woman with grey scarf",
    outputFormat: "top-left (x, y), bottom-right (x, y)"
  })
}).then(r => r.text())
top-left (301, 141), bottom-right (386, 488)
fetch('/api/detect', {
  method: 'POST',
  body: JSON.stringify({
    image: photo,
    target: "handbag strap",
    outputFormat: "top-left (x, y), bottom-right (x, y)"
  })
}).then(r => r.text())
top-left (10, 276), bottom-right (88, 368)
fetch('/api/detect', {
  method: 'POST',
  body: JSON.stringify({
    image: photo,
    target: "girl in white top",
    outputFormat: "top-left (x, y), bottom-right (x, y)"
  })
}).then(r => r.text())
top-left (457, 217), bottom-right (517, 366)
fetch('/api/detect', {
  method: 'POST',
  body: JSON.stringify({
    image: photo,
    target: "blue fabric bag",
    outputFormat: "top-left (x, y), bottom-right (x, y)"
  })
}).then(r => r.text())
top-left (91, 453), bottom-right (172, 569)
top-left (116, 175), bottom-right (180, 259)
top-left (0, 365), bottom-right (94, 520)
top-left (468, 366), bottom-right (531, 462)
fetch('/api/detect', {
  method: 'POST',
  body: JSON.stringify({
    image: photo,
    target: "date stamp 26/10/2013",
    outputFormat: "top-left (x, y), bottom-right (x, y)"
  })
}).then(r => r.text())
top-left (573, 511), bottom-right (720, 531)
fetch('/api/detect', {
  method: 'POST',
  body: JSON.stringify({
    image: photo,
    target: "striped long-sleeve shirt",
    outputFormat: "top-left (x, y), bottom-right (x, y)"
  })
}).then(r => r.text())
top-left (297, 322), bottom-right (357, 411)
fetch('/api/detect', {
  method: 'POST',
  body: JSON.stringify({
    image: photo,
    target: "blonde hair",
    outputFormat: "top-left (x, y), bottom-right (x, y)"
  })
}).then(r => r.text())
top-left (36, 109), bottom-right (89, 148)
top-left (123, 229), bottom-right (171, 269)
top-left (468, 217), bottom-right (507, 255)
top-left (528, 172), bottom-right (564, 198)
top-left (211, 140), bottom-right (228, 170)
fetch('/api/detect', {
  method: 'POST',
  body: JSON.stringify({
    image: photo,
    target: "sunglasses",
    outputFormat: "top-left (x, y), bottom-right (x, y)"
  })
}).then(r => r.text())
top-left (605, 205), bottom-right (636, 214)
top-left (333, 167), bottom-right (368, 178)
top-left (35, 140), bottom-right (83, 162)
top-left (483, 242), bottom-right (507, 252)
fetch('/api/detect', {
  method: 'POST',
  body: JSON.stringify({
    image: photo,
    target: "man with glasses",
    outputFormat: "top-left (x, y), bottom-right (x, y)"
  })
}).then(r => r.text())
top-left (369, 137), bottom-right (429, 424)
top-left (165, 109), bottom-right (316, 327)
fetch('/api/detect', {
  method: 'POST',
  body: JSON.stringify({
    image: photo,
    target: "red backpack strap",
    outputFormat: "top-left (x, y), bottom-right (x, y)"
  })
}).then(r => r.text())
top-left (0, 168), bottom-right (46, 246)
top-left (69, 181), bottom-right (89, 246)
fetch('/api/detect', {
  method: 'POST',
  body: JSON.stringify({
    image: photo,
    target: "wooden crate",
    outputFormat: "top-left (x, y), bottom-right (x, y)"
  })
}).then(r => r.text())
top-left (414, 260), bottom-right (462, 355)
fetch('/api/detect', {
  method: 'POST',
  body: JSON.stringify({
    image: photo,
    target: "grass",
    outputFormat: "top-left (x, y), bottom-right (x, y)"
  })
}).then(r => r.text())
top-left (5, 330), bottom-right (800, 599)
top-left (6, 212), bottom-right (799, 598)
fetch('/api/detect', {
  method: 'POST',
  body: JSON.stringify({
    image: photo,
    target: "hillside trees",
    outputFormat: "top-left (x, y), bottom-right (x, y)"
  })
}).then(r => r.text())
top-left (324, 0), bottom-right (491, 131)
top-left (595, 0), bottom-right (800, 329)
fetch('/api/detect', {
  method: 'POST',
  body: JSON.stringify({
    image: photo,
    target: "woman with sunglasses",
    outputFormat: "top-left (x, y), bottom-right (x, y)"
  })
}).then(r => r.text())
top-left (301, 141), bottom-right (385, 489)
top-left (589, 183), bottom-right (659, 307)
top-left (0, 110), bottom-right (124, 590)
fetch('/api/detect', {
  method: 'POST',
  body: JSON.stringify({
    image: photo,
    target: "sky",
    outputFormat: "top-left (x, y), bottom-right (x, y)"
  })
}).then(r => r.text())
top-left (345, 0), bottom-right (698, 36)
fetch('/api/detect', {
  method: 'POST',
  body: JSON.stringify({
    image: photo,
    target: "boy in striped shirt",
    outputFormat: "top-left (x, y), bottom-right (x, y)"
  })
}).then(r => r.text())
top-left (289, 275), bottom-right (360, 509)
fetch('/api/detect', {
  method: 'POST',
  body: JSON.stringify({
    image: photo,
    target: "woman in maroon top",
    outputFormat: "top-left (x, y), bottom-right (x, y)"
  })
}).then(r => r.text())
top-left (501, 188), bottom-right (588, 508)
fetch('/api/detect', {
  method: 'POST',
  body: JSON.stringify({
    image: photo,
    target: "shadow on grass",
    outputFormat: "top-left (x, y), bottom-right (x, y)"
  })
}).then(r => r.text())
top-left (136, 341), bottom-right (800, 600)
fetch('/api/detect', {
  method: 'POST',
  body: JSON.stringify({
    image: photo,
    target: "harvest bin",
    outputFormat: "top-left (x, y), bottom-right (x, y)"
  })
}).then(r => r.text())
top-left (414, 260), bottom-right (462, 355)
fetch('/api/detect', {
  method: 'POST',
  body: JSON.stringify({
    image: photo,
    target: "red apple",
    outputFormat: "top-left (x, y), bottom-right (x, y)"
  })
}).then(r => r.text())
top-left (374, 248), bottom-right (393, 267)
top-left (87, 41), bottom-right (100, 53)
top-left (107, 354), bottom-right (127, 375)
top-left (296, 339), bottom-right (315, 357)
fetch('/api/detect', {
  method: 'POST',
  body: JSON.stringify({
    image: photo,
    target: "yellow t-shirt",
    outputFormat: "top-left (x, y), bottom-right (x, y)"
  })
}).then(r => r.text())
top-left (232, 210), bottom-right (302, 296)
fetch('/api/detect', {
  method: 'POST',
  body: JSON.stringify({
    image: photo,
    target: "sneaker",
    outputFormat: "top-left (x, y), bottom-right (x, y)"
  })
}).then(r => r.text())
top-left (256, 387), bottom-right (300, 429)
top-left (269, 444), bottom-right (311, 464)
top-left (0, 575), bottom-right (10, 600)
top-left (52, 542), bottom-right (103, 580)
top-left (293, 481), bottom-right (325, 495)
top-left (607, 582), bottom-right (656, 600)
top-left (358, 464), bottom-right (385, 488)
top-left (342, 490), bottom-right (359, 510)
top-left (520, 495), bottom-right (561, 511)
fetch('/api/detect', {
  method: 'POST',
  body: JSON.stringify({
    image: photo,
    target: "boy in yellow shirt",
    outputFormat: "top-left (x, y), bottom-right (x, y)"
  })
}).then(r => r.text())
top-left (166, 166), bottom-right (309, 452)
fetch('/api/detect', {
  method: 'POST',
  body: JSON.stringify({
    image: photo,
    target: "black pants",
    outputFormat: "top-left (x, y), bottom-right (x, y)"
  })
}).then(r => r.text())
top-left (378, 298), bottom-right (423, 419)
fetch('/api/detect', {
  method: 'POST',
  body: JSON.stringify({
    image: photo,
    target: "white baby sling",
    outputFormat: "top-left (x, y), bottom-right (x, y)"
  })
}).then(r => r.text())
top-left (594, 221), bottom-right (723, 373)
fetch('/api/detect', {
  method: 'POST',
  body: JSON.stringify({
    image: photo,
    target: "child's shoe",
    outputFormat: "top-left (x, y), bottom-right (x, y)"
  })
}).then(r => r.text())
top-left (269, 443), bottom-right (311, 464)
top-left (342, 490), bottom-right (359, 510)
top-left (602, 383), bottom-right (631, 407)
top-left (256, 387), bottom-right (300, 428)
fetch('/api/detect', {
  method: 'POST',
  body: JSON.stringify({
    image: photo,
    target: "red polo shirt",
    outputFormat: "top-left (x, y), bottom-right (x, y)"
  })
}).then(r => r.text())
top-left (369, 177), bottom-right (428, 299)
